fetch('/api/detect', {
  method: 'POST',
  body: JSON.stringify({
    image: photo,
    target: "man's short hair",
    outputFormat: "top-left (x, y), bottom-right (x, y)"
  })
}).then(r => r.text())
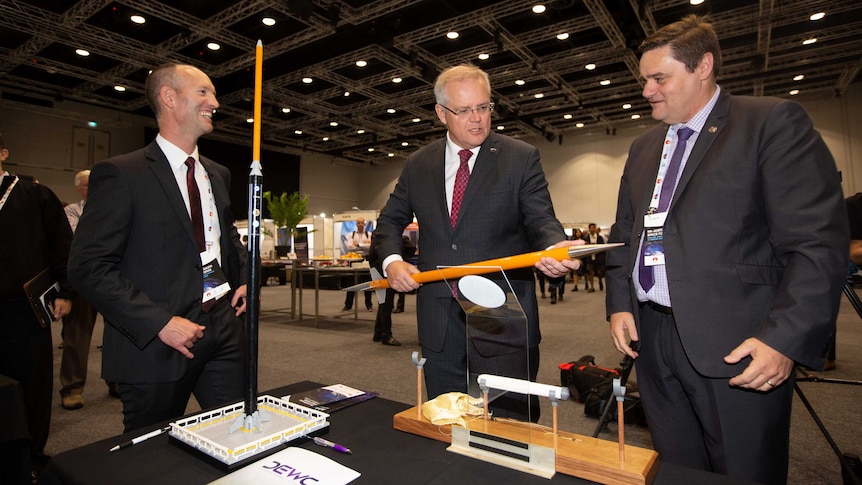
top-left (640, 14), bottom-right (722, 78)
top-left (74, 170), bottom-right (90, 187)
top-left (434, 64), bottom-right (491, 106)
top-left (145, 63), bottom-right (183, 118)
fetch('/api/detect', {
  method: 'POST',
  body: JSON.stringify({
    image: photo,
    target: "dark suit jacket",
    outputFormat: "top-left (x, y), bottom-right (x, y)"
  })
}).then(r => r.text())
top-left (605, 90), bottom-right (848, 376)
top-left (374, 132), bottom-right (565, 352)
top-left (68, 141), bottom-right (247, 383)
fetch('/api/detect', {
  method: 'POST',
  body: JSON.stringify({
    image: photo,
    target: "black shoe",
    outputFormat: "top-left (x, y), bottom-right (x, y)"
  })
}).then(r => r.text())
top-left (588, 287), bottom-right (596, 293)
top-left (372, 334), bottom-right (382, 342)
top-left (342, 306), bottom-right (351, 311)
top-left (393, 308), bottom-right (404, 313)
top-left (558, 291), bottom-right (564, 301)
top-left (108, 382), bottom-right (121, 398)
top-left (382, 336), bottom-right (401, 346)
top-left (599, 281), bottom-right (604, 291)
top-left (572, 286), bottom-right (578, 292)
top-left (366, 306), bottom-right (373, 312)
top-left (550, 293), bottom-right (556, 304)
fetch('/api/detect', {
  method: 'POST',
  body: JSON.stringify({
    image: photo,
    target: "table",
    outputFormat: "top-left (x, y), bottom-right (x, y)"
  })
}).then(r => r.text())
top-left (290, 265), bottom-right (372, 326)
top-left (38, 381), bottom-right (753, 485)
top-left (261, 260), bottom-right (291, 286)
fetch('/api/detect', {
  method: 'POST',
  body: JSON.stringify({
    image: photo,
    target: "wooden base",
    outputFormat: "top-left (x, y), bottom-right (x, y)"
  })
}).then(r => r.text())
top-left (394, 406), bottom-right (659, 485)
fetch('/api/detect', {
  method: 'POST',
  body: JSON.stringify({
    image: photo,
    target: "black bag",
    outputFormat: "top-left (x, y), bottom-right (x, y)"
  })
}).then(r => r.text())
top-left (559, 355), bottom-right (620, 403)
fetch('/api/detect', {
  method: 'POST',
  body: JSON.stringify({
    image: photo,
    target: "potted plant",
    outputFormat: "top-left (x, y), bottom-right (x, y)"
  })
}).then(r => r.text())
top-left (263, 191), bottom-right (310, 251)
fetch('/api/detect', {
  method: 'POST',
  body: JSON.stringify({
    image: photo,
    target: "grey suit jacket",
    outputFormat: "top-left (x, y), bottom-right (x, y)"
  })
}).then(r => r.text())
top-left (68, 141), bottom-right (247, 383)
top-left (375, 132), bottom-right (565, 352)
top-left (605, 90), bottom-right (848, 375)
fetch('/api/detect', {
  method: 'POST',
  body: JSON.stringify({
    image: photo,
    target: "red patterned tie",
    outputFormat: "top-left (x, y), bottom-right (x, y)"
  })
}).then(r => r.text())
top-left (450, 149), bottom-right (472, 228)
top-left (185, 157), bottom-right (206, 253)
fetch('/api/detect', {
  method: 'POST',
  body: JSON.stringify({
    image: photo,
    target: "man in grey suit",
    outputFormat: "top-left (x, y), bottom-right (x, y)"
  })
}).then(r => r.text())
top-left (605, 16), bottom-right (847, 484)
top-left (68, 63), bottom-right (248, 432)
top-left (374, 64), bottom-right (580, 421)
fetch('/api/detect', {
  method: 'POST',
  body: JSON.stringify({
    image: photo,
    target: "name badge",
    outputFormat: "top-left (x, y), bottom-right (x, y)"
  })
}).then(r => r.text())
top-left (643, 212), bottom-right (667, 267)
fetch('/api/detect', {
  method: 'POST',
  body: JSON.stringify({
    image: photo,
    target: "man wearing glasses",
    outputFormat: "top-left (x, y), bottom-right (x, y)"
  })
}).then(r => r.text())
top-left (373, 64), bottom-right (579, 421)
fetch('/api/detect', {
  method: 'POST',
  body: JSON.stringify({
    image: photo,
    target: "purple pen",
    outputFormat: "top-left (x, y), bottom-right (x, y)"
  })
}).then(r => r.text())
top-left (312, 436), bottom-right (352, 454)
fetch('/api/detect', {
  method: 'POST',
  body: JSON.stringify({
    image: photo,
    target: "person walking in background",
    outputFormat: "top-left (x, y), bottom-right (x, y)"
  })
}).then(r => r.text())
top-left (373, 64), bottom-right (580, 421)
top-left (582, 223), bottom-right (605, 292)
top-left (0, 133), bottom-right (74, 481)
top-left (59, 170), bottom-right (120, 410)
top-left (342, 217), bottom-right (374, 312)
top-left (68, 63), bottom-right (248, 432)
top-left (605, 16), bottom-right (847, 484)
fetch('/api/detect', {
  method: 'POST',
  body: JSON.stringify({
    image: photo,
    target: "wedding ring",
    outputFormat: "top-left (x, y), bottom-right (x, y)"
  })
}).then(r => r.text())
top-left (766, 379), bottom-right (775, 387)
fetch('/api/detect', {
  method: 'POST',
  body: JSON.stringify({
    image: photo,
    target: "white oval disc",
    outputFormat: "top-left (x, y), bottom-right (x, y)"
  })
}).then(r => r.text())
top-left (458, 275), bottom-right (506, 308)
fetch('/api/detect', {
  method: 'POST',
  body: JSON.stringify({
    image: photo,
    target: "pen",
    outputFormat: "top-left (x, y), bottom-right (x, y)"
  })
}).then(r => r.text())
top-left (109, 426), bottom-right (170, 452)
top-left (312, 436), bottom-right (352, 454)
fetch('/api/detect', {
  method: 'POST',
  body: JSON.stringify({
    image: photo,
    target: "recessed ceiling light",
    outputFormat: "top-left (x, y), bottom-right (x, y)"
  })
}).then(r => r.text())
top-left (802, 37), bottom-right (817, 45)
top-left (600, 79), bottom-right (611, 86)
top-left (556, 33), bottom-right (569, 40)
top-left (534, 93), bottom-right (544, 99)
top-left (793, 74), bottom-right (805, 81)
top-left (114, 85), bottom-right (126, 92)
top-left (302, 77), bottom-right (313, 84)
top-left (446, 31), bottom-right (459, 40)
top-left (387, 108), bottom-right (396, 114)
top-left (401, 142), bottom-right (409, 146)
top-left (810, 12), bottom-right (825, 21)
top-left (631, 114), bottom-right (641, 120)
top-left (322, 137), bottom-right (330, 141)
top-left (563, 114), bottom-right (572, 120)
top-left (478, 53), bottom-right (490, 61)
top-left (532, 5), bottom-right (546, 14)
top-left (343, 90), bottom-right (350, 97)
top-left (575, 122), bottom-right (585, 128)
top-left (75, 49), bottom-right (90, 57)
top-left (294, 130), bottom-right (303, 135)
top-left (330, 121), bottom-right (339, 127)
top-left (246, 118), bottom-right (254, 123)
top-left (261, 17), bottom-right (276, 26)
top-left (282, 107), bottom-right (291, 113)
top-left (388, 153), bottom-right (395, 157)
top-left (357, 129), bottom-right (365, 134)
top-left (207, 42), bottom-right (220, 51)
top-left (497, 125), bottom-right (505, 130)
top-left (690, 0), bottom-right (704, 5)
top-left (622, 103), bottom-right (632, 109)
top-left (789, 89), bottom-right (800, 95)
top-left (392, 77), bottom-right (402, 83)
top-left (368, 148), bottom-right (375, 152)
top-left (412, 118), bottom-right (420, 123)
top-left (355, 60), bottom-right (367, 68)
top-left (515, 79), bottom-right (526, 86)
top-left (130, 15), bottom-right (146, 24)
top-left (585, 63), bottom-right (596, 70)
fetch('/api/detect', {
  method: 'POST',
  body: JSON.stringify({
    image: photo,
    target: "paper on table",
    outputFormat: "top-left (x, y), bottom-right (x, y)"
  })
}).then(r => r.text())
top-left (210, 447), bottom-right (360, 485)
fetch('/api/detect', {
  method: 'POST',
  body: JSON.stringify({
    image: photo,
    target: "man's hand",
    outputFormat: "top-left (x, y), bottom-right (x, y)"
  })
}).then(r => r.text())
top-left (535, 240), bottom-right (584, 278)
top-left (53, 298), bottom-right (72, 320)
top-left (231, 284), bottom-right (248, 316)
top-left (724, 338), bottom-right (794, 392)
top-left (386, 260), bottom-right (421, 292)
top-left (158, 316), bottom-right (206, 359)
top-left (609, 312), bottom-right (639, 359)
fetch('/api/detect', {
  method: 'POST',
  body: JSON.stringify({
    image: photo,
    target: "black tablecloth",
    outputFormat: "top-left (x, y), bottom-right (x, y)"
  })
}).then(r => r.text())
top-left (38, 381), bottom-right (753, 484)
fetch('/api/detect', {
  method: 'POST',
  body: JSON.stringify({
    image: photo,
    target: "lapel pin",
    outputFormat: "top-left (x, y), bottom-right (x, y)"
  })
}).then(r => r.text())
top-left (708, 126), bottom-right (717, 133)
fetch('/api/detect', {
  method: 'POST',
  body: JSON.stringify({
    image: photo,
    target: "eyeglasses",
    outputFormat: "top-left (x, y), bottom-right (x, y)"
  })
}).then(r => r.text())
top-left (439, 102), bottom-right (495, 118)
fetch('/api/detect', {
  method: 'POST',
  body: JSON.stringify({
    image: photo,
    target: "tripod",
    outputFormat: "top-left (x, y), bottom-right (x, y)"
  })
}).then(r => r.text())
top-left (794, 282), bottom-right (862, 485)
top-left (592, 341), bottom-right (639, 438)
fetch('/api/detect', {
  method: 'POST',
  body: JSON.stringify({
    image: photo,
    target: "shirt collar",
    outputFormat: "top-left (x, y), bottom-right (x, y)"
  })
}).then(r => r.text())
top-left (676, 85), bottom-right (721, 134)
top-left (156, 134), bottom-right (200, 171)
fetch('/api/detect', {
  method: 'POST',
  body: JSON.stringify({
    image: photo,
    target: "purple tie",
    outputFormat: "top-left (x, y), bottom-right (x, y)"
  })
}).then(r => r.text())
top-left (639, 127), bottom-right (694, 292)
top-left (450, 149), bottom-right (472, 228)
top-left (185, 157), bottom-right (206, 253)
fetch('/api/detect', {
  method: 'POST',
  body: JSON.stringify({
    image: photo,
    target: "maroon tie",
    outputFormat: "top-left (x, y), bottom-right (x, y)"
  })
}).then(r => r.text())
top-left (450, 149), bottom-right (472, 228)
top-left (185, 157), bottom-right (206, 253)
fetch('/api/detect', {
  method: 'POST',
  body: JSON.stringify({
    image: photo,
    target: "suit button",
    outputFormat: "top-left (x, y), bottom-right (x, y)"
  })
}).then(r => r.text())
top-left (452, 244), bottom-right (458, 250)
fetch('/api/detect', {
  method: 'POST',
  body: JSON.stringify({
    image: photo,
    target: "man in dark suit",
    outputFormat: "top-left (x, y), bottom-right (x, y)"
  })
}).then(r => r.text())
top-left (605, 16), bottom-right (847, 484)
top-left (68, 63), bottom-right (248, 432)
top-left (373, 64), bottom-right (580, 420)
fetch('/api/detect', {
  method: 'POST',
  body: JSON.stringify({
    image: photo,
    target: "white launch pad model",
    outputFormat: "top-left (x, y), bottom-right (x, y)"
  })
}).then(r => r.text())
top-left (169, 395), bottom-right (329, 470)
